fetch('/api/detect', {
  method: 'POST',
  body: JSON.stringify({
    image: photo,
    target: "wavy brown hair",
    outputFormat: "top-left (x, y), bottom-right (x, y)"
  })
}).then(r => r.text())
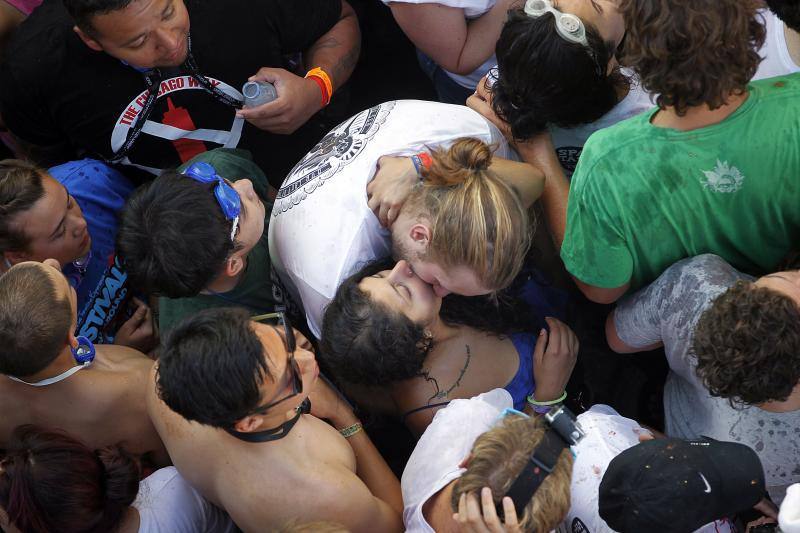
top-left (452, 415), bottom-right (573, 533)
top-left (693, 281), bottom-right (800, 406)
top-left (618, 0), bottom-right (765, 115)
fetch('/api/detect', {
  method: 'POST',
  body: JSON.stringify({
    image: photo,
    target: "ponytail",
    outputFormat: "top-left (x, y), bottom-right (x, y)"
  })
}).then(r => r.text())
top-left (410, 138), bottom-right (531, 292)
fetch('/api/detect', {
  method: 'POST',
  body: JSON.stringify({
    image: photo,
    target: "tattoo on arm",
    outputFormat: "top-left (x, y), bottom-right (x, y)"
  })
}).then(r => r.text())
top-left (331, 41), bottom-right (360, 84)
top-left (308, 37), bottom-right (360, 87)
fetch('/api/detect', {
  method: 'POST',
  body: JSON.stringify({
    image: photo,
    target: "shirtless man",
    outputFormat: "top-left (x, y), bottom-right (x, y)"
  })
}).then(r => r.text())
top-left (0, 259), bottom-right (167, 465)
top-left (147, 307), bottom-right (403, 532)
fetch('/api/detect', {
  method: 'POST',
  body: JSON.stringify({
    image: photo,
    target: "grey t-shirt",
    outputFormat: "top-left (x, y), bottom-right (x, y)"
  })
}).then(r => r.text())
top-left (614, 254), bottom-right (800, 504)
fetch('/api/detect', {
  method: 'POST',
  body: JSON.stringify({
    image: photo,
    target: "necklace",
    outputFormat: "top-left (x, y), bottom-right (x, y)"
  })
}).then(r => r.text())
top-left (424, 344), bottom-right (472, 403)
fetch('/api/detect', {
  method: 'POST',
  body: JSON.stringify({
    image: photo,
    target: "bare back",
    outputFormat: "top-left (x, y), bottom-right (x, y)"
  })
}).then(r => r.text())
top-left (0, 345), bottom-right (167, 465)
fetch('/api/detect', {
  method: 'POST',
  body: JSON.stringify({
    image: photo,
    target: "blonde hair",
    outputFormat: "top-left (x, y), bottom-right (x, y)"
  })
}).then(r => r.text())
top-left (452, 415), bottom-right (573, 533)
top-left (411, 137), bottom-right (531, 292)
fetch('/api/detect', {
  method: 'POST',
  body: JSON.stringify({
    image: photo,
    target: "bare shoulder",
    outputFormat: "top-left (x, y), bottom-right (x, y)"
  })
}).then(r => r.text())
top-left (96, 344), bottom-right (154, 370)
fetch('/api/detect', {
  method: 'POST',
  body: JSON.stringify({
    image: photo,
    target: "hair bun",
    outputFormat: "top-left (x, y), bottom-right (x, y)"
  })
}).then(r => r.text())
top-left (97, 446), bottom-right (140, 508)
top-left (448, 138), bottom-right (492, 172)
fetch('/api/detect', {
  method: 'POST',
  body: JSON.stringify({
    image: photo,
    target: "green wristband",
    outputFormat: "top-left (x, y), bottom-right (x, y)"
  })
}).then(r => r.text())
top-left (339, 422), bottom-right (363, 439)
top-left (526, 390), bottom-right (567, 406)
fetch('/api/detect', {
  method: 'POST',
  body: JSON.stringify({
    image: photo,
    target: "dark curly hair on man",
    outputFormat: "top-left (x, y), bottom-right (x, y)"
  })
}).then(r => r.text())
top-left (618, 0), bottom-right (765, 116)
top-left (766, 0), bottom-right (800, 33)
top-left (693, 281), bottom-right (800, 406)
top-left (320, 259), bottom-right (535, 386)
top-left (492, 7), bottom-right (627, 140)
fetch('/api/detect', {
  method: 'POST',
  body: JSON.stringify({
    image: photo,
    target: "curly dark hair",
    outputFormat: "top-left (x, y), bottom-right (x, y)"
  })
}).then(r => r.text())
top-left (492, 8), bottom-right (627, 140)
top-left (320, 260), bottom-right (536, 386)
top-left (320, 259), bottom-right (432, 386)
top-left (766, 0), bottom-right (800, 33)
top-left (693, 281), bottom-right (800, 406)
top-left (618, 0), bottom-right (765, 115)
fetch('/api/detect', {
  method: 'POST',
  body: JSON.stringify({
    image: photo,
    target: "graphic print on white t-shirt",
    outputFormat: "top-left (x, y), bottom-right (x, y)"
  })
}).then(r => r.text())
top-left (274, 102), bottom-right (395, 215)
top-left (110, 76), bottom-right (244, 175)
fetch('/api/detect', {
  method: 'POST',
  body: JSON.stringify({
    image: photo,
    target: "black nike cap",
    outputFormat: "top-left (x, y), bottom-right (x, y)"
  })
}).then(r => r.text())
top-left (598, 438), bottom-right (766, 533)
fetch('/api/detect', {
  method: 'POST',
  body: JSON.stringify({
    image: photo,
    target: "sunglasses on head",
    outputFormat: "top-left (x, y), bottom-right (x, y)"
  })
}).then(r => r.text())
top-left (182, 161), bottom-right (241, 241)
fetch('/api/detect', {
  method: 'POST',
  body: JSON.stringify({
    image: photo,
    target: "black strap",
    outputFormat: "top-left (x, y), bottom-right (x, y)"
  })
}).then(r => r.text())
top-left (502, 429), bottom-right (568, 516)
top-left (225, 398), bottom-right (310, 443)
top-left (109, 68), bottom-right (163, 163)
top-left (401, 401), bottom-right (451, 422)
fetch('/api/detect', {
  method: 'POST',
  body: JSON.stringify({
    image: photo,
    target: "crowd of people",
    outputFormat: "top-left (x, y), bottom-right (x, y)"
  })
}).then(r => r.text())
top-left (0, 0), bottom-right (798, 531)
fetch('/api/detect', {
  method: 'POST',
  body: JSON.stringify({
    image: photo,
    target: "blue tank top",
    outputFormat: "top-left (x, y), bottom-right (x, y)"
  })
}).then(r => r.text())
top-left (503, 267), bottom-right (569, 410)
top-left (402, 267), bottom-right (569, 418)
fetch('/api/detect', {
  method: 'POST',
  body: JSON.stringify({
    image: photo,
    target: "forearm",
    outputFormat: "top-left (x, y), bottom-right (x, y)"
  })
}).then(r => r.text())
top-left (515, 139), bottom-right (570, 249)
top-left (390, 1), bottom-right (515, 75)
top-left (455, 0), bottom-right (520, 73)
top-left (332, 411), bottom-right (404, 515)
top-left (489, 157), bottom-right (545, 208)
top-left (305, 0), bottom-right (361, 90)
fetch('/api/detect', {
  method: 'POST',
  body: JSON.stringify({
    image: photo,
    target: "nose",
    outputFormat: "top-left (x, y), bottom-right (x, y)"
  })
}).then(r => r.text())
top-left (156, 27), bottom-right (182, 53)
top-left (387, 260), bottom-right (413, 283)
top-left (72, 214), bottom-right (88, 238)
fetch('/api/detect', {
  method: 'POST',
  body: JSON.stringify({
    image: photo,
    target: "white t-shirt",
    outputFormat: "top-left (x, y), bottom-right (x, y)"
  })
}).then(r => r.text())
top-left (614, 254), bottom-right (800, 505)
top-left (134, 467), bottom-right (236, 533)
top-left (754, 9), bottom-right (800, 81)
top-left (402, 391), bottom-right (727, 533)
top-left (780, 484), bottom-right (800, 533)
top-left (382, 0), bottom-right (497, 89)
top-left (487, 67), bottom-right (655, 177)
top-left (402, 389), bottom-right (511, 533)
top-left (269, 100), bottom-right (512, 338)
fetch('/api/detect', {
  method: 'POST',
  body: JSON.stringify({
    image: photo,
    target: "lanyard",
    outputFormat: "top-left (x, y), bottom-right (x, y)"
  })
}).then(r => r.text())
top-left (109, 34), bottom-right (244, 164)
top-left (7, 361), bottom-right (92, 387)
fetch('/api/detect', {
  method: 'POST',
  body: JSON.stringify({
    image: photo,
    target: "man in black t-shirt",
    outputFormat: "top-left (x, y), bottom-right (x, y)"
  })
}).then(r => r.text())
top-left (0, 0), bottom-right (360, 186)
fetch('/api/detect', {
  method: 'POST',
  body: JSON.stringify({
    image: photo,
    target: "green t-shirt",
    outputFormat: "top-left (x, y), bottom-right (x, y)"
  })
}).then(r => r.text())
top-left (561, 74), bottom-right (800, 291)
top-left (158, 148), bottom-right (282, 333)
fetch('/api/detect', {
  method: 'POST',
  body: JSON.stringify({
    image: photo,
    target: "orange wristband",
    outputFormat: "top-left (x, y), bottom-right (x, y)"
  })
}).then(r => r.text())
top-left (305, 67), bottom-right (333, 107)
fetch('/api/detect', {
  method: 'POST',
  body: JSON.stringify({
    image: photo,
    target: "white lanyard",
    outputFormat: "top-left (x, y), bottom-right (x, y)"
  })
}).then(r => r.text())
top-left (7, 361), bottom-right (93, 387)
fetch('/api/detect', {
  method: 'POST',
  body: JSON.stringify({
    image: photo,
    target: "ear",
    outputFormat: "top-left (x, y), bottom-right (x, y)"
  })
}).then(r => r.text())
top-left (73, 25), bottom-right (104, 52)
top-left (233, 415), bottom-right (263, 433)
top-left (294, 330), bottom-right (314, 352)
top-left (409, 223), bottom-right (431, 246)
top-left (67, 331), bottom-right (79, 352)
top-left (224, 254), bottom-right (245, 278)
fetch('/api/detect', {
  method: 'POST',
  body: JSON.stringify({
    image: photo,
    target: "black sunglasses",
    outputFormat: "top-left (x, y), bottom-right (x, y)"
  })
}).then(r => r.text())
top-left (248, 310), bottom-right (301, 415)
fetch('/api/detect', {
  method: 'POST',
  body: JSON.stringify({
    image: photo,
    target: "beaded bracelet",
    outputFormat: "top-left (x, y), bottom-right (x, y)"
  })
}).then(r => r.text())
top-left (339, 422), bottom-right (363, 439)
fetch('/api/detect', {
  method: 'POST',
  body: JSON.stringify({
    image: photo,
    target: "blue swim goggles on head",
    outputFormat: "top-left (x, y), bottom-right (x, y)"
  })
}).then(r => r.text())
top-left (182, 162), bottom-right (241, 241)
